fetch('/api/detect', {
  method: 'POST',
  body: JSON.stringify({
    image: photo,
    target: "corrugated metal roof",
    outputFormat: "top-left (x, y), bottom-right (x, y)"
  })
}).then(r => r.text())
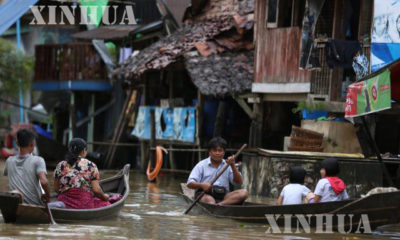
top-left (0, 0), bottom-right (39, 36)
top-left (116, 16), bottom-right (234, 79)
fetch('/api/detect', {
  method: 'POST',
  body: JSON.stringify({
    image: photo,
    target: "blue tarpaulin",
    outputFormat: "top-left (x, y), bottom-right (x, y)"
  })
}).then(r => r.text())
top-left (132, 106), bottom-right (196, 143)
top-left (0, 0), bottom-right (39, 36)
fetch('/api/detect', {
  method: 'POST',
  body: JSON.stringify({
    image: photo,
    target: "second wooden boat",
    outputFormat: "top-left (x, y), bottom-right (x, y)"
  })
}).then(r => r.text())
top-left (181, 183), bottom-right (400, 231)
top-left (0, 164), bottom-right (131, 224)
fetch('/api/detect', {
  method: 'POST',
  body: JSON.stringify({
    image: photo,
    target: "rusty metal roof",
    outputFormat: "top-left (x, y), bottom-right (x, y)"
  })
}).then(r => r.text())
top-left (116, 16), bottom-right (234, 79)
top-left (115, 0), bottom-right (255, 96)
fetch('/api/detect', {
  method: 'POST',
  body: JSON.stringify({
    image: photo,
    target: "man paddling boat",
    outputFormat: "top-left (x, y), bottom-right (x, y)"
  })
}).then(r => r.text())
top-left (187, 137), bottom-right (248, 205)
top-left (3, 129), bottom-right (51, 206)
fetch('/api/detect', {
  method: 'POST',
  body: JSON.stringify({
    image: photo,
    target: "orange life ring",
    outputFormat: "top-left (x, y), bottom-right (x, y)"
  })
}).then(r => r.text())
top-left (146, 146), bottom-right (167, 181)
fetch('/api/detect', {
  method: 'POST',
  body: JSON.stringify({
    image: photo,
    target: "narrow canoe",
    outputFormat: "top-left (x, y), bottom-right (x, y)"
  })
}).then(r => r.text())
top-left (0, 164), bottom-right (130, 224)
top-left (180, 183), bottom-right (400, 231)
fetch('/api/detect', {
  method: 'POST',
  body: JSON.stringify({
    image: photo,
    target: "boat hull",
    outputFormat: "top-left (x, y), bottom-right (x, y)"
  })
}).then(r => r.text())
top-left (181, 183), bottom-right (400, 231)
top-left (0, 164), bottom-right (130, 224)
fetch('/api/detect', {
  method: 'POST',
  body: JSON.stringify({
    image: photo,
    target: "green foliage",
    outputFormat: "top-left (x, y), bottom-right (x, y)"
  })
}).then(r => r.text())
top-left (106, 41), bottom-right (117, 62)
top-left (292, 101), bottom-right (326, 113)
top-left (0, 38), bottom-right (34, 97)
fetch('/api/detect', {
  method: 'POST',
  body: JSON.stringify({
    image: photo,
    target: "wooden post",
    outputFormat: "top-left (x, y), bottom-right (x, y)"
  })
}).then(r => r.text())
top-left (140, 141), bottom-right (147, 172)
top-left (361, 116), bottom-right (393, 186)
top-left (168, 70), bottom-right (174, 107)
top-left (196, 90), bottom-right (203, 162)
top-left (104, 90), bottom-right (134, 168)
top-left (167, 70), bottom-right (176, 169)
top-left (213, 100), bottom-right (226, 137)
top-left (87, 94), bottom-right (95, 152)
top-left (69, 92), bottom-right (76, 141)
top-left (150, 109), bottom-right (156, 167)
top-left (169, 144), bottom-right (176, 169)
top-left (252, 100), bottom-right (264, 147)
top-left (330, 0), bottom-right (346, 101)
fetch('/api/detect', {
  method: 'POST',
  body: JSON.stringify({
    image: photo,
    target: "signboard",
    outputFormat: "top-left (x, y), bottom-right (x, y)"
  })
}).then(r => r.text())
top-left (371, 0), bottom-right (400, 72)
top-left (132, 107), bottom-right (196, 143)
top-left (345, 69), bottom-right (391, 118)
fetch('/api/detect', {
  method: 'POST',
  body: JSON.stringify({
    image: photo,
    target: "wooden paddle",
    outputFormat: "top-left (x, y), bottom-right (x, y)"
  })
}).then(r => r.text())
top-left (40, 183), bottom-right (56, 225)
top-left (184, 143), bottom-right (247, 214)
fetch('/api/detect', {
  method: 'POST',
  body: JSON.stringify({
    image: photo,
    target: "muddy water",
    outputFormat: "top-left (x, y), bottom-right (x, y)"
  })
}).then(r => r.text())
top-left (0, 161), bottom-right (398, 239)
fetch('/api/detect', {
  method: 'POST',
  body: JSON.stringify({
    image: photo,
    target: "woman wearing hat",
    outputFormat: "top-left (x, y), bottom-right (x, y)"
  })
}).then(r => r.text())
top-left (54, 138), bottom-right (110, 209)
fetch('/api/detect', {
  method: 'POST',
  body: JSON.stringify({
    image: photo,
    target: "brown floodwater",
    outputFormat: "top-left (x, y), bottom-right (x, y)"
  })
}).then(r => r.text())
top-left (0, 160), bottom-right (398, 239)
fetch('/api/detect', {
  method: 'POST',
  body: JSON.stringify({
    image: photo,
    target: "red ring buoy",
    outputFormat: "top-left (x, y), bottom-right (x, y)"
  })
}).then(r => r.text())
top-left (146, 146), bottom-right (167, 181)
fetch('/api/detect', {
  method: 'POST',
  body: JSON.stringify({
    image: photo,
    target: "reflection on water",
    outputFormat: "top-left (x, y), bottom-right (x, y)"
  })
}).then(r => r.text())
top-left (0, 160), bottom-right (398, 239)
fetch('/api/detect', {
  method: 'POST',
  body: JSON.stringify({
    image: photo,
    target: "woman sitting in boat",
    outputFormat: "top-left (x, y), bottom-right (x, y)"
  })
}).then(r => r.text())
top-left (313, 158), bottom-right (349, 203)
top-left (54, 138), bottom-right (110, 209)
top-left (277, 166), bottom-right (311, 205)
top-left (187, 137), bottom-right (248, 205)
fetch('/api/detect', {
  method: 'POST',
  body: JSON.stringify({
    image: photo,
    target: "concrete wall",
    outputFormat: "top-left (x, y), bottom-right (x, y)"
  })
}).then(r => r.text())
top-left (301, 120), bottom-right (363, 154)
top-left (242, 151), bottom-right (383, 199)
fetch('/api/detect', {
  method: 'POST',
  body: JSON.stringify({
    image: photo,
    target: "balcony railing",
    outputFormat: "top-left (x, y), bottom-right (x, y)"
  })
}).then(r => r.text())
top-left (34, 43), bottom-right (107, 82)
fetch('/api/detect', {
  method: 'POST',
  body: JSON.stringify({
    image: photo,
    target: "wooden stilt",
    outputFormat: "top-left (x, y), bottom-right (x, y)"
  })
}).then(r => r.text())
top-left (249, 100), bottom-right (263, 147)
top-left (167, 70), bottom-right (176, 169)
top-left (149, 109), bottom-right (156, 167)
top-left (169, 144), bottom-right (176, 169)
top-left (87, 94), bottom-right (95, 152)
top-left (140, 141), bottom-right (147, 172)
top-left (104, 90), bottom-right (135, 168)
top-left (361, 116), bottom-right (393, 186)
top-left (196, 90), bottom-right (203, 162)
top-left (197, 90), bottom-right (203, 162)
top-left (69, 92), bottom-right (76, 141)
top-left (213, 100), bottom-right (225, 137)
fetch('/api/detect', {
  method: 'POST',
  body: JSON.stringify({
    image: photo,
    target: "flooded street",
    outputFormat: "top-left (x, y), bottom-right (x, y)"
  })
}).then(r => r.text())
top-left (0, 161), bottom-right (399, 240)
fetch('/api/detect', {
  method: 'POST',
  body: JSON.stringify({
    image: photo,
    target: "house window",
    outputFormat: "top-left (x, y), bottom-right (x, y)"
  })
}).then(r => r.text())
top-left (266, 0), bottom-right (279, 28)
top-left (266, 0), bottom-right (305, 28)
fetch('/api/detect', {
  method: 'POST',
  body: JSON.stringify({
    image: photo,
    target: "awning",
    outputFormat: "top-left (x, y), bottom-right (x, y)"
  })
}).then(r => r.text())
top-left (0, 0), bottom-right (39, 36)
top-left (345, 58), bottom-right (400, 118)
top-left (72, 26), bottom-right (139, 40)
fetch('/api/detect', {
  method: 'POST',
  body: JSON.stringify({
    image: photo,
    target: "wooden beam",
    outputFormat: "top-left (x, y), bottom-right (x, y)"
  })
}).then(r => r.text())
top-left (262, 93), bottom-right (308, 102)
top-left (196, 90), bottom-right (203, 162)
top-left (252, 82), bottom-right (311, 93)
top-left (234, 97), bottom-right (256, 120)
top-left (150, 109), bottom-right (156, 169)
top-left (140, 141), bottom-right (147, 172)
top-left (104, 90), bottom-right (136, 168)
top-left (87, 94), bottom-right (95, 152)
top-left (213, 101), bottom-right (226, 137)
top-left (69, 92), bottom-right (76, 141)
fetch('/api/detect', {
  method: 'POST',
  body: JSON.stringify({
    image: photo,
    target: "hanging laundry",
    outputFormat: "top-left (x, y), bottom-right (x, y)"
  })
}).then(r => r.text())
top-left (299, 0), bottom-right (326, 69)
top-left (326, 39), bottom-right (361, 69)
top-left (352, 54), bottom-right (370, 79)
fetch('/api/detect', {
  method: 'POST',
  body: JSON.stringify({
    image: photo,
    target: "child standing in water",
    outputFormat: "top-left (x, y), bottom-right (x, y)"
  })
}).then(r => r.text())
top-left (314, 158), bottom-right (349, 203)
top-left (277, 166), bottom-right (311, 205)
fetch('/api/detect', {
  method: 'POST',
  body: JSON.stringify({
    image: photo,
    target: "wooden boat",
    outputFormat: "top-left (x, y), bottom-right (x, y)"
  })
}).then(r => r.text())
top-left (0, 164), bottom-right (130, 224)
top-left (181, 183), bottom-right (400, 231)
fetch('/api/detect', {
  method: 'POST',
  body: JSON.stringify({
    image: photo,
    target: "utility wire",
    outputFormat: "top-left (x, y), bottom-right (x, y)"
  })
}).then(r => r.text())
top-left (0, 98), bottom-right (48, 117)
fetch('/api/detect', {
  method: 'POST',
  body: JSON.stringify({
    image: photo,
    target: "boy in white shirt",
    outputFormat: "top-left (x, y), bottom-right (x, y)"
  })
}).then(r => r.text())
top-left (314, 158), bottom-right (349, 203)
top-left (277, 166), bottom-right (311, 205)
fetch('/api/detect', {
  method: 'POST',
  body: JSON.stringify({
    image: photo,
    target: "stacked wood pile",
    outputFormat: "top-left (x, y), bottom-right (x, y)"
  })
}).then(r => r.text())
top-left (288, 125), bottom-right (324, 152)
